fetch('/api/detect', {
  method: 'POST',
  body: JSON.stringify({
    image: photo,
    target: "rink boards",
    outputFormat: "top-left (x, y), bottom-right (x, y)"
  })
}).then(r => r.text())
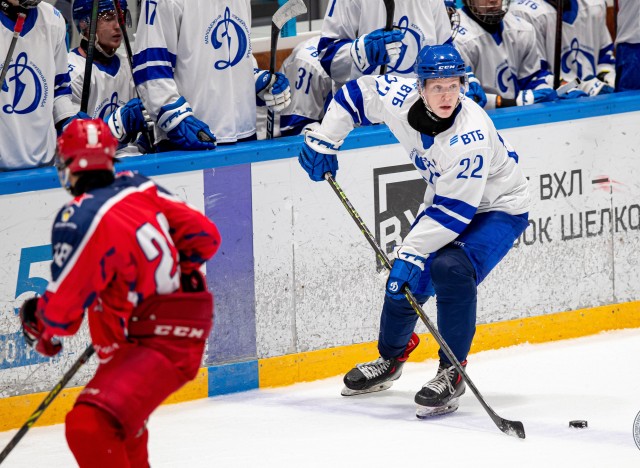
top-left (1, 93), bottom-right (639, 430)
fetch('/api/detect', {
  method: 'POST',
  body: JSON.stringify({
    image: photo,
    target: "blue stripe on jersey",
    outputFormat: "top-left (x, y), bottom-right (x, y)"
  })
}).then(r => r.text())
top-left (133, 65), bottom-right (174, 84)
top-left (517, 69), bottom-right (552, 91)
top-left (317, 37), bottom-right (351, 77)
top-left (132, 48), bottom-right (177, 68)
top-left (432, 194), bottom-right (477, 220)
top-left (497, 132), bottom-right (519, 162)
top-left (54, 86), bottom-right (72, 98)
top-left (598, 44), bottom-right (615, 65)
top-left (423, 205), bottom-right (469, 234)
top-left (334, 81), bottom-right (372, 126)
top-left (54, 72), bottom-right (71, 88)
top-left (280, 114), bottom-right (316, 135)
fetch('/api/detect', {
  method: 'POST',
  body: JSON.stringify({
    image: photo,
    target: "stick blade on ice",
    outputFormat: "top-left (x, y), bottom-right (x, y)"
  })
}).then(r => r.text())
top-left (272, 0), bottom-right (307, 29)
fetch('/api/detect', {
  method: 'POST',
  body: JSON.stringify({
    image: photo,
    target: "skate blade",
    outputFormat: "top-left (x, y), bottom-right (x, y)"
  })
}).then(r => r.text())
top-left (341, 381), bottom-right (394, 396)
top-left (415, 398), bottom-right (460, 419)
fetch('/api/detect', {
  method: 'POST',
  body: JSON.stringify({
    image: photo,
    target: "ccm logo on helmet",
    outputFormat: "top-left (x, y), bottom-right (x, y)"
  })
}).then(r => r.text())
top-left (438, 65), bottom-right (455, 70)
top-left (153, 325), bottom-right (206, 339)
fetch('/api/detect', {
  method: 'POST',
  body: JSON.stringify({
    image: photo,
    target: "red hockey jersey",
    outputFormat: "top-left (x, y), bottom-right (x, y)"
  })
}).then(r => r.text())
top-left (36, 172), bottom-right (220, 360)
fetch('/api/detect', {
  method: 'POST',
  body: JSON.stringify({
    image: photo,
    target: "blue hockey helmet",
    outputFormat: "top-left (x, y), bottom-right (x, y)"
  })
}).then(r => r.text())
top-left (414, 44), bottom-right (466, 82)
top-left (72, 0), bottom-right (128, 32)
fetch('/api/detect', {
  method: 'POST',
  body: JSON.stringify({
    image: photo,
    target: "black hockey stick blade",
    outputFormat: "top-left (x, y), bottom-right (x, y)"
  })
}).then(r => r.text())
top-left (272, 0), bottom-right (307, 30)
top-left (0, 345), bottom-right (95, 464)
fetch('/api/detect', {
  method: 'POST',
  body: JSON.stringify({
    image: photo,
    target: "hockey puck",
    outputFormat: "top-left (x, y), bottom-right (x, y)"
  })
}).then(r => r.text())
top-left (569, 420), bottom-right (588, 428)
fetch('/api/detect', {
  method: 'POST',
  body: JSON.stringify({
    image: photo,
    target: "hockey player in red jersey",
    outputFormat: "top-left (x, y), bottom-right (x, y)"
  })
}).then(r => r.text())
top-left (18, 118), bottom-right (221, 467)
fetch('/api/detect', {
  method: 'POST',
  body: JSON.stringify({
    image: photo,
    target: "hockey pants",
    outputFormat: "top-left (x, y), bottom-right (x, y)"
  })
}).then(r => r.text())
top-left (378, 211), bottom-right (529, 364)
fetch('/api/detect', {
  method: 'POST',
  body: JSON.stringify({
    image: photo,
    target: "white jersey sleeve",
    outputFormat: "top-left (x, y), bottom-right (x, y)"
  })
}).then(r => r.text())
top-left (510, 0), bottom-right (613, 81)
top-left (454, 10), bottom-right (551, 100)
top-left (318, 0), bottom-right (452, 85)
top-left (316, 76), bottom-right (529, 255)
top-left (279, 37), bottom-right (333, 136)
top-left (68, 51), bottom-right (136, 119)
top-left (133, 0), bottom-right (256, 143)
top-left (616, 0), bottom-right (640, 44)
top-left (0, 3), bottom-right (72, 170)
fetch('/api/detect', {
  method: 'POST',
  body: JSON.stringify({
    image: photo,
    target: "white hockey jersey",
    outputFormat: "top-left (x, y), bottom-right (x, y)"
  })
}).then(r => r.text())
top-left (68, 50), bottom-right (136, 119)
top-left (318, 0), bottom-right (452, 85)
top-left (510, 0), bottom-right (615, 81)
top-left (0, 3), bottom-right (74, 170)
top-left (316, 76), bottom-right (529, 255)
top-left (256, 37), bottom-right (333, 139)
top-left (454, 9), bottom-right (551, 101)
top-left (616, 0), bottom-right (640, 45)
top-left (132, 0), bottom-right (256, 143)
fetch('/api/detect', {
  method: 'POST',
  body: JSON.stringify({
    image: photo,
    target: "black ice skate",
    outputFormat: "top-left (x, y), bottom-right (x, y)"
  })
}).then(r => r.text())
top-left (341, 333), bottom-right (420, 396)
top-left (414, 360), bottom-right (467, 418)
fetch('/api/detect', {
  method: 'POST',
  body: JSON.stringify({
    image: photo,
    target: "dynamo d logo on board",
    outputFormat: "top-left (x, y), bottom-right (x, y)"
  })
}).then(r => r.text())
top-left (634, 411), bottom-right (640, 451)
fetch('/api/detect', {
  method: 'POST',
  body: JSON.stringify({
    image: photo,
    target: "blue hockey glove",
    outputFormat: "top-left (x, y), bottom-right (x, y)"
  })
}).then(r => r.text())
top-left (157, 97), bottom-right (216, 151)
top-left (255, 70), bottom-right (292, 112)
top-left (299, 143), bottom-right (338, 182)
top-left (106, 98), bottom-right (147, 143)
top-left (385, 249), bottom-right (427, 301)
top-left (516, 88), bottom-right (558, 106)
top-left (57, 111), bottom-right (90, 135)
top-left (465, 68), bottom-right (487, 107)
top-left (559, 88), bottom-right (588, 100)
top-left (350, 28), bottom-right (404, 74)
top-left (577, 76), bottom-right (614, 96)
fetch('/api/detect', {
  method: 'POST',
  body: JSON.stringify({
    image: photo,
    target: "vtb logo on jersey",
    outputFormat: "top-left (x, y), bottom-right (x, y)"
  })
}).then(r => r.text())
top-left (205, 7), bottom-right (250, 70)
top-left (1, 52), bottom-right (47, 115)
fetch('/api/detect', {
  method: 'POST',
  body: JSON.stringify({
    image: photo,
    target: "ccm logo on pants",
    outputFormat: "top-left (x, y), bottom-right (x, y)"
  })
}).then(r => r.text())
top-left (153, 325), bottom-right (206, 338)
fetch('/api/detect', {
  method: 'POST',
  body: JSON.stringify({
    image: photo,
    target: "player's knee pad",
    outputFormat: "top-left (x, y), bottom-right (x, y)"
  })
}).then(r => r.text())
top-left (430, 247), bottom-right (477, 300)
top-left (66, 404), bottom-right (128, 468)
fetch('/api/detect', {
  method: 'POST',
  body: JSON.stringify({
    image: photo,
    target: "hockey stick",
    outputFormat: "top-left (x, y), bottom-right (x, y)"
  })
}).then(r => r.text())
top-left (266, 0), bottom-right (307, 139)
top-left (112, 0), bottom-right (156, 152)
top-left (323, 173), bottom-right (526, 439)
top-left (80, 0), bottom-right (101, 113)
top-left (0, 12), bottom-right (26, 91)
top-left (0, 345), bottom-right (95, 464)
top-left (379, 0), bottom-right (395, 75)
top-left (552, 0), bottom-right (564, 89)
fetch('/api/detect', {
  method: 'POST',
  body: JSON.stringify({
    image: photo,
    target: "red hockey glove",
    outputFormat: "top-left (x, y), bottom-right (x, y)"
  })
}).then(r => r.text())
top-left (19, 297), bottom-right (62, 357)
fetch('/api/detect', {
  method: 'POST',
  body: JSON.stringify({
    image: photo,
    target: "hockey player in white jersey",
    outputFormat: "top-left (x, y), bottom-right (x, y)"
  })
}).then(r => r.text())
top-left (256, 36), bottom-right (333, 139)
top-left (454, 0), bottom-right (558, 108)
top-left (298, 44), bottom-right (529, 417)
top-left (69, 0), bottom-right (147, 146)
top-left (615, 0), bottom-right (640, 91)
top-left (510, 0), bottom-right (615, 96)
top-left (317, 0), bottom-right (487, 106)
top-left (0, 0), bottom-right (79, 170)
top-left (133, 0), bottom-right (292, 150)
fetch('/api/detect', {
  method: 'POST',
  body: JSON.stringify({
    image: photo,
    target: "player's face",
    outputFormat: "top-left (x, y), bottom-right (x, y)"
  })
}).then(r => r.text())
top-left (422, 77), bottom-right (461, 119)
top-left (96, 10), bottom-right (123, 51)
top-left (469, 0), bottom-right (503, 14)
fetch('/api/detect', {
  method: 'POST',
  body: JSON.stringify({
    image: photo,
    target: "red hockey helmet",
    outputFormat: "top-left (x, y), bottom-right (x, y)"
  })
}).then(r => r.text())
top-left (55, 118), bottom-right (117, 192)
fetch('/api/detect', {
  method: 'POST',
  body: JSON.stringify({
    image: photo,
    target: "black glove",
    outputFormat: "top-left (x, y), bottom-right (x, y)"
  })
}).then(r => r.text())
top-left (181, 270), bottom-right (206, 292)
top-left (19, 297), bottom-right (62, 356)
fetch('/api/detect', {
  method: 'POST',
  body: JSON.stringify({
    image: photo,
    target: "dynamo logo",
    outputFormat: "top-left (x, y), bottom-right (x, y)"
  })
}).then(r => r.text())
top-left (1, 52), bottom-right (46, 115)
top-left (206, 7), bottom-right (250, 71)
top-left (497, 63), bottom-right (517, 95)
top-left (561, 38), bottom-right (595, 80)
top-left (386, 16), bottom-right (423, 75)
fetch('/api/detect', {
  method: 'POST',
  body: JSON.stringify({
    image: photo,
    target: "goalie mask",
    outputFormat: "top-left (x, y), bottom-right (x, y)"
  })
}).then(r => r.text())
top-left (56, 119), bottom-right (118, 194)
top-left (463, 0), bottom-right (510, 25)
